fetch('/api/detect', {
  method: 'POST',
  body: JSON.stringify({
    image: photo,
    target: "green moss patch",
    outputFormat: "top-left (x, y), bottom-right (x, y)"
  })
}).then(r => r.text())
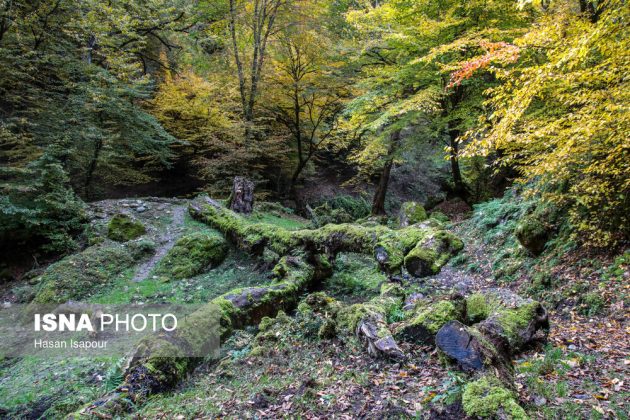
top-left (395, 300), bottom-right (464, 344)
top-left (107, 214), bottom-right (146, 242)
top-left (156, 232), bottom-right (228, 279)
top-left (462, 376), bottom-right (528, 419)
top-left (32, 243), bottom-right (142, 303)
top-left (399, 201), bottom-right (428, 227)
top-left (404, 231), bottom-right (464, 277)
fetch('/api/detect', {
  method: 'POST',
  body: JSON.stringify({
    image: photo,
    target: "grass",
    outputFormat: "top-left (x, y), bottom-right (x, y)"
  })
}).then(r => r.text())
top-left (0, 356), bottom-right (119, 418)
top-left (88, 248), bottom-right (265, 304)
top-left (249, 211), bottom-right (308, 231)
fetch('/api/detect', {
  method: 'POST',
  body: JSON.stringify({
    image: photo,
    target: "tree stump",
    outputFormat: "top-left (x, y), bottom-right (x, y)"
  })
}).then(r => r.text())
top-left (229, 176), bottom-right (254, 214)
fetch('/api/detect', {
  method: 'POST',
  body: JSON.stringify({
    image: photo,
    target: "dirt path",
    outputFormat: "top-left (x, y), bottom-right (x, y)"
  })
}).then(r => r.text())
top-left (132, 205), bottom-right (187, 282)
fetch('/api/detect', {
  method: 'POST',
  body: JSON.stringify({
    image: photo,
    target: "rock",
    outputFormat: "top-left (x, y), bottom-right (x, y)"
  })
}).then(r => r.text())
top-left (515, 215), bottom-right (550, 255)
top-left (404, 231), bottom-right (464, 277)
top-left (136, 206), bottom-right (147, 213)
top-left (399, 201), bottom-right (427, 227)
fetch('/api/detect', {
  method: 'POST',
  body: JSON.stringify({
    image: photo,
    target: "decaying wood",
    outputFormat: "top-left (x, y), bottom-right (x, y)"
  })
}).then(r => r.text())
top-left (228, 176), bottom-right (255, 214)
top-left (80, 198), bottom-right (465, 416)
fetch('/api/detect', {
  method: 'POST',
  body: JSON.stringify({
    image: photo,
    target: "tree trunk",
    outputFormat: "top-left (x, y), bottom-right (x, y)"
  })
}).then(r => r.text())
top-left (371, 130), bottom-right (400, 216)
top-left (448, 127), bottom-right (467, 200)
top-left (435, 289), bottom-right (549, 380)
top-left (371, 158), bottom-right (393, 216)
top-left (84, 136), bottom-right (102, 200)
top-left (228, 176), bottom-right (255, 214)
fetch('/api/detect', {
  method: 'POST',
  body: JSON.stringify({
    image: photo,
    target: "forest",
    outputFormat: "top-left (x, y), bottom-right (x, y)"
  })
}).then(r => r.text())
top-left (0, 0), bottom-right (628, 418)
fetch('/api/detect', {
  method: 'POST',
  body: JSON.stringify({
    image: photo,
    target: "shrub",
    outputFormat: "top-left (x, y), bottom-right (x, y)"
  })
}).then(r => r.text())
top-left (0, 155), bottom-right (86, 254)
top-left (311, 194), bottom-right (370, 226)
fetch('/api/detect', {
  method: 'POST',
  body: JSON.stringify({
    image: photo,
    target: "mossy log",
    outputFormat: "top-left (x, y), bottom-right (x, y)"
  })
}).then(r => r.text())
top-left (436, 290), bottom-right (548, 372)
top-left (337, 283), bottom-right (406, 358)
top-left (434, 289), bottom-right (548, 419)
top-left (79, 255), bottom-right (318, 416)
top-left (189, 197), bottom-right (461, 276)
top-left (394, 294), bottom-right (466, 345)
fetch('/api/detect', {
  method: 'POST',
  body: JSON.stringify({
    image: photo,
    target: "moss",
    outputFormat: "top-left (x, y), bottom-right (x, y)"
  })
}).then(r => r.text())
top-left (466, 293), bottom-right (494, 324)
top-left (156, 232), bottom-right (228, 279)
top-left (404, 230), bottom-right (464, 277)
top-left (297, 292), bottom-right (341, 315)
top-left (404, 246), bottom-right (439, 277)
top-left (107, 214), bottom-right (146, 242)
top-left (515, 214), bottom-right (550, 256)
top-left (492, 301), bottom-right (543, 349)
top-left (380, 282), bottom-right (405, 299)
top-left (324, 253), bottom-right (385, 302)
top-left (127, 239), bottom-right (157, 259)
top-left (413, 300), bottom-right (461, 334)
top-left (396, 299), bottom-right (464, 344)
top-left (429, 211), bottom-right (450, 223)
top-left (32, 243), bottom-right (139, 303)
top-left (462, 376), bottom-right (528, 419)
top-left (399, 201), bottom-right (428, 226)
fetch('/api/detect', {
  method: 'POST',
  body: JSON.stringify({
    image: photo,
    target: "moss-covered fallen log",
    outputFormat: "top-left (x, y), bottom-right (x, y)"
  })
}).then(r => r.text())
top-left (337, 283), bottom-right (406, 358)
top-left (436, 289), bottom-right (549, 371)
top-left (189, 197), bottom-right (462, 276)
top-left (80, 199), bottom-right (465, 416)
top-left (79, 255), bottom-right (319, 417)
top-left (431, 289), bottom-right (548, 418)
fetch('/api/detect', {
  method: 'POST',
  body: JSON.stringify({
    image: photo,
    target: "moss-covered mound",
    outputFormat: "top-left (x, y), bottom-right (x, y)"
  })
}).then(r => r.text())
top-left (107, 214), bottom-right (146, 242)
top-left (515, 215), bottom-right (549, 256)
top-left (33, 243), bottom-right (145, 303)
top-left (403, 231), bottom-right (464, 277)
top-left (395, 298), bottom-right (465, 344)
top-left (399, 201), bottom-right (428, 227)
top-left (156, 232), bottom-right (228, 279)
top-left (462, 376), bottom-right (528, 419)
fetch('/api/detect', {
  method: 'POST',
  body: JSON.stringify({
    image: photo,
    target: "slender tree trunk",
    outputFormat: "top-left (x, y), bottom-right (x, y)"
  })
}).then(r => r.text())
top-left (84, 137), bottom-right (102, 201)
top-left (448, 127), bottom-right (467, 199)
top-left (289, 158), bottom-right (306, 197)
top-left (371, 158), bottom-right (393, 216)
top-left (371, 130), bottom-right (400, 216)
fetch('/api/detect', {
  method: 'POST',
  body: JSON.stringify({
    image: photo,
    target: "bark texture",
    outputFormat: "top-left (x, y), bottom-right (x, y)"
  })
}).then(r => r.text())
top-left (229, 176), bottom-right (255, 214)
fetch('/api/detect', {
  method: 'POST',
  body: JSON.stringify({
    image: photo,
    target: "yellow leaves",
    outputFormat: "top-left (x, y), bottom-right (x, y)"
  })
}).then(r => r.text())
top-left (464, 0), bottom-right (630, 246)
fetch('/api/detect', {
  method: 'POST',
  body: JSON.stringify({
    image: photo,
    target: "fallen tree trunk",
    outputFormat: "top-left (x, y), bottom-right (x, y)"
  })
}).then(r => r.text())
top-left (436, 289), bottom-right (549, 373)
top-left (79, 255), bottom-right (319, 416)
top-left (80, 199), bottom-right (464, 416)
top-left (189, 197), bottom-right (462, 276)
top-left (433, 289), bottom-right (549, 419)
top-left (337, 283), bottom-right (407, 359)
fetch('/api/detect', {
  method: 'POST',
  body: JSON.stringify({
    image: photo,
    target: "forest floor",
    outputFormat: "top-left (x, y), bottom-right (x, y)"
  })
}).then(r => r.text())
top-left (0, 197), bottom-right (628, 419)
